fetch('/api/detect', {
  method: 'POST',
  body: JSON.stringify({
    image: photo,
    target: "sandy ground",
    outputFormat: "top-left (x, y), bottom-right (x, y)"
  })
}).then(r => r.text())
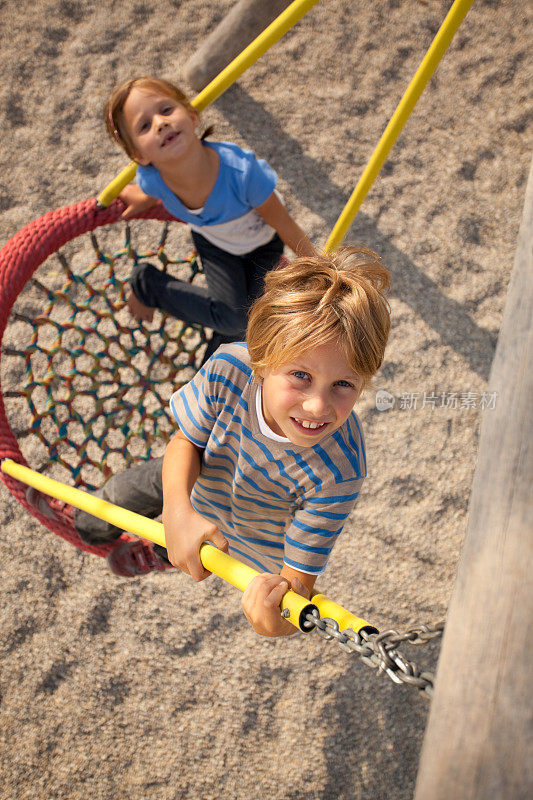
top-left (0, 1), bottom-right (531, 798)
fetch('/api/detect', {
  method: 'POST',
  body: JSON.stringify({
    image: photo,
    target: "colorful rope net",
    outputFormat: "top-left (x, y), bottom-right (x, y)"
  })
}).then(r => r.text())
top-left (0, 198), bottom-right (207, 555)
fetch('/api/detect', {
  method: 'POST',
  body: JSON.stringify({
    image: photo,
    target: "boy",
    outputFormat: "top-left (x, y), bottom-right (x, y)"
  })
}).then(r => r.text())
top-left (74, 247), bottom-right (391, 637)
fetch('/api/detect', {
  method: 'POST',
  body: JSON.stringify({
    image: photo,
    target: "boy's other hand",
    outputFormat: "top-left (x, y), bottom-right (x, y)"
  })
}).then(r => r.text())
top-left (119, 185), bottom-right (158, 220)
top-left (163, 506), bottom-right (229, 582)
top-left (242, 574), bottom-right (310, 637)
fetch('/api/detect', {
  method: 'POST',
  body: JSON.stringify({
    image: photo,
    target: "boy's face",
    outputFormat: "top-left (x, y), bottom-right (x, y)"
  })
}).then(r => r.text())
top-left (122, 87), bottom-right (199, 166)
top-left (259, 341), bottom-right (363, 447)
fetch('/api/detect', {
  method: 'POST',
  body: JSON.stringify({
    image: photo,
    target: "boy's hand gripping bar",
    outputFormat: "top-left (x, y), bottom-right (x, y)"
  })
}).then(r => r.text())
top-left (1, 458), bottom-right (377, 635)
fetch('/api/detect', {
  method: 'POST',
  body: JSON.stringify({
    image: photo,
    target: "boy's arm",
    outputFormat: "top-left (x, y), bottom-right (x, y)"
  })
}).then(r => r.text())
top-left (256, 192), bottom-right (316, 257)
top-left (241, 566), bottom-right (317, 637)
top-left (162, 430), bottom-right (228, 581)
top-left (256, 474), bottom-right (362, 636)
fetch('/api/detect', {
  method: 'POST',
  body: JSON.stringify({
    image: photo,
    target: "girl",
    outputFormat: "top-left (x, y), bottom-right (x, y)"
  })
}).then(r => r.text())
top-left (106, 77), bottom-right (316, 360)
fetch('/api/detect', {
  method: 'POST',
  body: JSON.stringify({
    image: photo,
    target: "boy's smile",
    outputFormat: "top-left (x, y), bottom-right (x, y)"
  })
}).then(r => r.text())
top-left (259, 341), bottom-right (362, 447)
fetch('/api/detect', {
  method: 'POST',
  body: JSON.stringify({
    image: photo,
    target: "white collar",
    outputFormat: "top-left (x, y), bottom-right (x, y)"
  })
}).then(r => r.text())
top-left (255, 385), bottom-right (290, 443)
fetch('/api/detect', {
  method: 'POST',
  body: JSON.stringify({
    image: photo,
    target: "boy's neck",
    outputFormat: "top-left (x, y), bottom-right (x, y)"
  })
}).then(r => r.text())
top-left (156, 140), bottom-right (219, 209)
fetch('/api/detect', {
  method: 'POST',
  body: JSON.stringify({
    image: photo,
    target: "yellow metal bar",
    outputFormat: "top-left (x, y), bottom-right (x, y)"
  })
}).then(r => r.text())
top-left (310, 594), bottom-right (375, 635)
top-left (191, 0), bottom-right (320, 113)
top-left (199, 544), bottom-right (315, 632)
top-left (96, 0), bottom-right (320, 207)
top-left (97, 162), bottom-right (138, 209)
top-left (325, 0), bottom-right (476, 253)
top-left (3, 459), bottom-right (166, 545)
top-left (1, 459), bottom-right (318, 632)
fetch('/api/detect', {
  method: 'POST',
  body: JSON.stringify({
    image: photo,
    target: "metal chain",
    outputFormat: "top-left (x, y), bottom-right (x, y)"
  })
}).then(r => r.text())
top-left (306, 612), bottom-right (444, 699)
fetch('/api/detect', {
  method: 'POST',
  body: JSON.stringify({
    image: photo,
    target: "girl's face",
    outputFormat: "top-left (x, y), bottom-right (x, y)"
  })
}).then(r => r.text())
top-left (122, 86), bottom-right (199, 166)
top-left (259, 341), bottom-right (362, 447)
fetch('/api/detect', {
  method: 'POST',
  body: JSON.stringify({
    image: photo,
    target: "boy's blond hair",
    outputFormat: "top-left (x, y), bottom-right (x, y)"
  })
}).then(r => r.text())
top-left (105, 77), bottom-right (210, 161)
top-left (247, 247), bottom-right (391, 387)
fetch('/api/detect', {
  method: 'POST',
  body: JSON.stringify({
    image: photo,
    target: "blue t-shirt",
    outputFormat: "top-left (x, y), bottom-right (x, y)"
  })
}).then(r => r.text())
top-left (137, 141), bottom-right (278, 255)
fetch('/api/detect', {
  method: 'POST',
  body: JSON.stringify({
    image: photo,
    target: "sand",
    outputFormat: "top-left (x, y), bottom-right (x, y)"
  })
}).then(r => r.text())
top-left (0, 1), bottom-right (531, 798)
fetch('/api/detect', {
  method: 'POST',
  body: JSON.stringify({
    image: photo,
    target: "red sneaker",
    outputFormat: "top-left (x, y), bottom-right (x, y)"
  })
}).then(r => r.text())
top-left (107, 539), bottom-right (175, 577)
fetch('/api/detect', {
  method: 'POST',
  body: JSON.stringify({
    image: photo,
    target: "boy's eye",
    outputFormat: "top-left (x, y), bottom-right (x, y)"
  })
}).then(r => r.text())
top-left (292, 371), bottom-right (309, 380)
top-left (336, 380), bottom-right (354, 388)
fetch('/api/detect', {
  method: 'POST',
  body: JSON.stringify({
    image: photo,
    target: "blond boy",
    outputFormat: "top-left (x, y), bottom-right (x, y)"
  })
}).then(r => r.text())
top-left (75, 247), bottom-right (391, 637)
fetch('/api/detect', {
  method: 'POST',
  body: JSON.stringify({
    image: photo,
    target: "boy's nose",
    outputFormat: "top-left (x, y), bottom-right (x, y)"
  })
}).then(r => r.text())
top-left (302, 393), bottom-right (329, 417)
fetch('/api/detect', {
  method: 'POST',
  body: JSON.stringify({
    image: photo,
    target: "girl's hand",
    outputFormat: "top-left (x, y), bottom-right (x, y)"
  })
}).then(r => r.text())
top-left (162, 503), bottom-right (229, 582)
top-left (242, 574), bottom-right (310, 637)
top-left (119, 185), bottom-right (158, 220)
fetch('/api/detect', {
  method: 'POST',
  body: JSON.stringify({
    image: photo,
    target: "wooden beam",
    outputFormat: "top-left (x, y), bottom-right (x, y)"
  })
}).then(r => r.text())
top-left (414, 156), bottom-right (533, 799)
top-left (185, 0), bottom-right (293, 91)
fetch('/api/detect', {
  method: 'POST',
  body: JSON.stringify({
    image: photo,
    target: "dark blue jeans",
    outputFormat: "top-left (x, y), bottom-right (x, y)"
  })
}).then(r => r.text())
top-left (130, 231), bottom-right (284, 361)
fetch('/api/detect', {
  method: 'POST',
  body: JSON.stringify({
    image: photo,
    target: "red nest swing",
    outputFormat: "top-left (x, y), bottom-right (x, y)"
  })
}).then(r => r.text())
top-left (0, 197), bottom-right (204, 557)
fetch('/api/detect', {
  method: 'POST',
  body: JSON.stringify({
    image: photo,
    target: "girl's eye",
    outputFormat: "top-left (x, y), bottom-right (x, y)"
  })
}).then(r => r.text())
top-left (139, 121), bottom-right (149, 132)
top-left (161, 105), bottom-right (173, 114)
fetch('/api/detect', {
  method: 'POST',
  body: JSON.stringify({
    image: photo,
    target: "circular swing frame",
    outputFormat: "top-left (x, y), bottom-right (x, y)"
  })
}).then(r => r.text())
top-left (0, 197), bottom-right (184, 557)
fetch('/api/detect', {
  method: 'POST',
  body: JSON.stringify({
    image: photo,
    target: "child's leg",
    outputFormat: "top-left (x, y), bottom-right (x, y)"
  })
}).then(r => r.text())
top-left (200, 332), bottom-right (241, 365)
top-left (75, 457), bottom-right (164, 545)
top-left (243, 234), bottom-right (285, 306)
top-left (190, 233), bottom-right (248, 336)
top-left (196, 233), bottom-right (284, 363)
top-left (130, 236), bottom-right (250, 337)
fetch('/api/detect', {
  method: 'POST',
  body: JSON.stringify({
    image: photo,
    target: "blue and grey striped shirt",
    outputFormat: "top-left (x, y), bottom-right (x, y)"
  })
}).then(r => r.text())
top-left (170, 343), bottom-right (366, 576)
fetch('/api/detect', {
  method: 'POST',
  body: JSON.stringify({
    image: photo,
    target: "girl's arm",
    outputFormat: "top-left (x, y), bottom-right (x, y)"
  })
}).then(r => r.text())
top-left (119, 184), bottom-right (159, 220)
top-left (256, 192), bottom-right (316, 257)
top-left (162, 430), bottom-right (228, 581)
top-left (241, 566), bottom-right (317, 637)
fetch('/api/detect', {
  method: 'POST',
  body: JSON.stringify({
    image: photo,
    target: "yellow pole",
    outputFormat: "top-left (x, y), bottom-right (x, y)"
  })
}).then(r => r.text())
top-left (96, 0), bottom-right (320, 207)
top-left (191, 0), bottom-right (320, 113)
top-left (310, 594), bottom-right (375, 635)
top-left (1, 459), bottom-right (333, 633)
top-left (325, 0), bottom-right (475, 253)
top-left (2, 458), bottom-right (376, 634)
top-left (97, 162), bottom-right (138, 209)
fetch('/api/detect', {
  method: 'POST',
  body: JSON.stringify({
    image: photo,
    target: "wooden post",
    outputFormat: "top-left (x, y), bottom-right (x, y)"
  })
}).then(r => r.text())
top-left (414, 157), bottom-right (533, 799)
top-left (185, 0), bottom-right (293, 91)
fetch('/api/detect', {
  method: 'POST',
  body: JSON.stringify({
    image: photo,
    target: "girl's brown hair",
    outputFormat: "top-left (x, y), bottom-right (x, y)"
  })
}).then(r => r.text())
top-left (104, 77), bottom-right (212, 160)
top-left (247, 246), bottom-right (391, 387)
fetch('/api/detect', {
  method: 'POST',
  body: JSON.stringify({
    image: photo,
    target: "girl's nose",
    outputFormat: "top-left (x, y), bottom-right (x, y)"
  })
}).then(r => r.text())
top-left (154, 114), bottom-right (167, 130)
